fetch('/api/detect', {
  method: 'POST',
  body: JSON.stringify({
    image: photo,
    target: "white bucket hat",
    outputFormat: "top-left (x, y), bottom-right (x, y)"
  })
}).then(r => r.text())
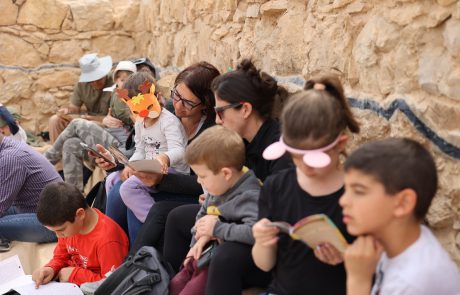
top-left (79, 53), bottom-right (113, 83)
top-left (103, 61), bottom-right (138, 92)
top-left (112, 60), bottom-right (137, 81)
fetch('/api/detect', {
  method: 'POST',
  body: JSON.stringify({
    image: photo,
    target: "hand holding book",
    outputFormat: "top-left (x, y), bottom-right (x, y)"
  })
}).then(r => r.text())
top-left (269, 214), bottom-right (348, 253)
top-left (108, 144), bottom-right (165, 174)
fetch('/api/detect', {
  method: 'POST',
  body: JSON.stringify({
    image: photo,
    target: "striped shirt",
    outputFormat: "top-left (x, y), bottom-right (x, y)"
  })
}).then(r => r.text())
top-left (0, 137), bottom-right (62, 215)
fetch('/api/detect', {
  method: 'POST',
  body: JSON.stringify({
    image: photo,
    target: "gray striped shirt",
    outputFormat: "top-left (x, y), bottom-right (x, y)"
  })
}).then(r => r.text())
top-left (0, 137), bottom-right (62, 215)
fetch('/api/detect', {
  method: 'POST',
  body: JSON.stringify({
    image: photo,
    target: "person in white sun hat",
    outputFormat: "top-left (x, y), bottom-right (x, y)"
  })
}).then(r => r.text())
top-left (48, 53), bottom-right (114, 143)
top-left (43, 60), bottom-right (137, 193)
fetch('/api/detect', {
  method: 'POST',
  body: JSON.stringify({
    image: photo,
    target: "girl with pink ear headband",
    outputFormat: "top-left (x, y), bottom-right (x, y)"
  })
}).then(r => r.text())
top-left (252, 75), bottom-right (360, 295)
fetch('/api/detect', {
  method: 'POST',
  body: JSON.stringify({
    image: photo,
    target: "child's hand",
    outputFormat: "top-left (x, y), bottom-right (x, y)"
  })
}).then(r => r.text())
top-left (191, 236), bottom-right (212, 260)
top-left (32, 267), bottom-right (55, 288)
top-left (344, 236), bottom-right (383, 285)
top-left (314, 242), bottom-right (344, 265)
top-left (252, 218), bottom-right (279, 248)
top-left (195, 215), bottom-right (218, 240)
top-left (57, 267), bottom-right (75, 282)
top-left (155, 154), bottom-right (170, 174)
top-left (121, 166), bottom-right (134, 181)
top-left (93, 144), bottom-right (116, 170)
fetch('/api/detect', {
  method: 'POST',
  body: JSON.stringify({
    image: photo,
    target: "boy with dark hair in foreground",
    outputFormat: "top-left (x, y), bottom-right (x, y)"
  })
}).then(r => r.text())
top-left (32, 182), bottom-right (129, 287)
top-left (341, 138), bottom-right (460, 294)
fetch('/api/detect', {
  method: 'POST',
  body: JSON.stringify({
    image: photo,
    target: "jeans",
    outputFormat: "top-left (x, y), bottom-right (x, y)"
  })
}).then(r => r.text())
top-left (0, 207), bottom-right (56, 243)
top-left (105, 180), bottom-right (143, 246)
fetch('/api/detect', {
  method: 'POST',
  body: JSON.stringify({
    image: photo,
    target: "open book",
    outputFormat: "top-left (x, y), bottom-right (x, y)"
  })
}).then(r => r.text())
top-left (270, 214), bottom-right (348, 253)
top-left (108, 145), bottom-right (164, 174)
top-left (0, 256), bottom-right (83, 295)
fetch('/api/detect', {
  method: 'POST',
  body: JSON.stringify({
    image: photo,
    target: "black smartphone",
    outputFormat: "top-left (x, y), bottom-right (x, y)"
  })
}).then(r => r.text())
top-left (80, 142), bottom-right (116, 165)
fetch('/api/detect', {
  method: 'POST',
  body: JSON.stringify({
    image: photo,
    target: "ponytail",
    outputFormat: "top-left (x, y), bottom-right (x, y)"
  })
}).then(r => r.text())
top-left (212, 58), bottom-right (284, 119)
top-left (304, 76), bottom-right (360, 134)
top-left (282, 75), bottom-right (360, 147)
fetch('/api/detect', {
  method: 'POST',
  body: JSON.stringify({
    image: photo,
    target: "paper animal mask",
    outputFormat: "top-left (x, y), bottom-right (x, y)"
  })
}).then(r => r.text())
top-left (116, 80), bottom-right (161, 119)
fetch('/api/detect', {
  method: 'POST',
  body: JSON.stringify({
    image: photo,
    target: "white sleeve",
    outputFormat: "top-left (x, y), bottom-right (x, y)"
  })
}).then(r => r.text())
top-left (160, 114), bottom-right (187, 168)
top-left (129, 122), bottom-right (145, 161)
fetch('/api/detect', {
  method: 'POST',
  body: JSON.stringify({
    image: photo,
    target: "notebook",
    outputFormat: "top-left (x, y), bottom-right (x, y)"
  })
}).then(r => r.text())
top-left (0, 256), bottom-right (83, 295)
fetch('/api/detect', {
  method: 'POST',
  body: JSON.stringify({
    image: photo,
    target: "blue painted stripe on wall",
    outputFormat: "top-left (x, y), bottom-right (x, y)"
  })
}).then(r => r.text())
top-left (348, 97), bottom-right (460, 159)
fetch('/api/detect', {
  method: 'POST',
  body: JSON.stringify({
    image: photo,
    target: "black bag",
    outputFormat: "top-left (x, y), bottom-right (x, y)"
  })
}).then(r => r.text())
top-left (94, 246), bottom-right (174, 295)
top-left (85, 179), bottom-right (107, 213)
top-left (196, 241), bottom-right (219, 270)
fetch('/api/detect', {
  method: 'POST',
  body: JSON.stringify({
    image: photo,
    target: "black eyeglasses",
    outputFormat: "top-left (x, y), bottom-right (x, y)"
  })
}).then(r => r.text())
top-left (170, 88), bottom-right (202, 110)
top-left (214, 102), bottom-right (244, 120)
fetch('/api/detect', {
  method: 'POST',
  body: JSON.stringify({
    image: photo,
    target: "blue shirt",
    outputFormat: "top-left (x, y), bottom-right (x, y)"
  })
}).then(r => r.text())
top-left (0, 137), bottom-right (62, 215)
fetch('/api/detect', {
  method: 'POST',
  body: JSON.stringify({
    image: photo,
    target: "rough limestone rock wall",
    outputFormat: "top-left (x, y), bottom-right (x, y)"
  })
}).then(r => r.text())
top-left (141, 0), bottom-right (460, 264)
top-left (0, 0), bottom-right (149, 132)
top-left (1, 0), bottom-right (460, 264)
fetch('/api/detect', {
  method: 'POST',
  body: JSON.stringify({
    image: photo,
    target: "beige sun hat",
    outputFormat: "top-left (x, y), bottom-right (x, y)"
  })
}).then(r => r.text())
top-left (79, 53), bottom-right (113, 83)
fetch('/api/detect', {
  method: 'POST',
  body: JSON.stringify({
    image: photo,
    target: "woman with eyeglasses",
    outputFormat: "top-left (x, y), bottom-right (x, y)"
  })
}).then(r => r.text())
top-left (95, 62), bottom-right (220, 251)
top-left (163, 59), bottom-right (293, 294)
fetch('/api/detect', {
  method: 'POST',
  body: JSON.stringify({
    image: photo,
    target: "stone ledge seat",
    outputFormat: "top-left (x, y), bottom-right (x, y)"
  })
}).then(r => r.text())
top-left (0, 241), bottom-right (56, 275)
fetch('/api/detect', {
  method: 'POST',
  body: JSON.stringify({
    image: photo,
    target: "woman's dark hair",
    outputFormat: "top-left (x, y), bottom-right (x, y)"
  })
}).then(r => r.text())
top-left (123, 71), bottom-right (156, 97)
top-left (282, 75), bottom-right (360, 148)
top-left (175, 62), bottom-right (221, 121)
top-left (211, 59), bottom-right (288, 119)
top-left (37, 182), bottom-right (88, 226)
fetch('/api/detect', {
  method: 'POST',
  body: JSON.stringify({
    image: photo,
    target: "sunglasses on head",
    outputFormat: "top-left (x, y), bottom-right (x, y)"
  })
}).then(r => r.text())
top-left (214, 102), bottom-right (244, 120)
top-left (170, 88), bottom-right (202, 110)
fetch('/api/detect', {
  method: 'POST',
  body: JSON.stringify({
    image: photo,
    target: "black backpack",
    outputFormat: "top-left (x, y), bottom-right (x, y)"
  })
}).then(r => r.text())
top-left (94, 246), bottom-right (174, 295)
top-left (85, 179), bottom-right (107, 213)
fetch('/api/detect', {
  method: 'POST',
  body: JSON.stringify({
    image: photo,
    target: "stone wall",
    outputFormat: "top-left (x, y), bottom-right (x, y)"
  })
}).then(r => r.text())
top-left (1, 0), bottom-right (460, 263)
top-left (0, 0), bottom-right (148, 132)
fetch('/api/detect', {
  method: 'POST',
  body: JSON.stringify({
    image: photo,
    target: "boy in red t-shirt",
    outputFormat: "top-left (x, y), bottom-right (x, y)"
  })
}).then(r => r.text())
top-left (32, 182), bottom-right (129, 287)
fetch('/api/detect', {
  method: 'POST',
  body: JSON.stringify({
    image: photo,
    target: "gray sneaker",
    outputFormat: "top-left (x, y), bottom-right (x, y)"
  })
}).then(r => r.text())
top-left (80, 278), bottom-right (106, 295)
top-left (0, 240), bottom-right (11, 252)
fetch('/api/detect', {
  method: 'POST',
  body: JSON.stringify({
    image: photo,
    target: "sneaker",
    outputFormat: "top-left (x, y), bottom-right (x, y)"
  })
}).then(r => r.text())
top-left (80, 278), bottom-right (106, 295)
top-left (0, 240), bottom-right (11, 252)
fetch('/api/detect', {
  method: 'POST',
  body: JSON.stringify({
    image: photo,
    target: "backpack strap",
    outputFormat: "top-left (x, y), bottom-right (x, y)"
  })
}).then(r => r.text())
top-left (121, 272), bottom-right (161, 295)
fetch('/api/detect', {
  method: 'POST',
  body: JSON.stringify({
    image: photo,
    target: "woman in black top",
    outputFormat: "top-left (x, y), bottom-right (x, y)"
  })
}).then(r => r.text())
top-left (163, 59), bottom-right (292, 294)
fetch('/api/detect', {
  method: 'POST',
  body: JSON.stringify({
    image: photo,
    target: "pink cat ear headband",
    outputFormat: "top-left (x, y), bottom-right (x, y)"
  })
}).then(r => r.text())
top-left (263, 135), bottom-right (341, 168)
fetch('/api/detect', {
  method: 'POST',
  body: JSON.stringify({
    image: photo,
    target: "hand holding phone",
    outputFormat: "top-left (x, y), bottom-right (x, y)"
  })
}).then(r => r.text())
top-left (80, 142), bottom-right (116, 165)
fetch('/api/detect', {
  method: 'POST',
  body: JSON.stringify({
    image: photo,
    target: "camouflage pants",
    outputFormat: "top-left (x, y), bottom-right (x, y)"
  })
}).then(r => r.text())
top-left (44, 119), bottom-right (130, 192)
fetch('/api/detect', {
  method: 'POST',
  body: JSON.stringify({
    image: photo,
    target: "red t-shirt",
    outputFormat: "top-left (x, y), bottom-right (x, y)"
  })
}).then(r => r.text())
top-left (45, 209), bottom-right (129, 285)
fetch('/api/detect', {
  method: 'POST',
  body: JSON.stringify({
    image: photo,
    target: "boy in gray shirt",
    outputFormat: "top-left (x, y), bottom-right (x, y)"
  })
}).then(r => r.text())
top-left (169, 125), bottom-right (261, 295)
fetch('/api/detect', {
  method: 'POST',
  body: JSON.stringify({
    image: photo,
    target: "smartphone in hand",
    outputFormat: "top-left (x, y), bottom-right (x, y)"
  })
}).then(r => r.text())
top-left (80, 142), bottom-right (116, 165)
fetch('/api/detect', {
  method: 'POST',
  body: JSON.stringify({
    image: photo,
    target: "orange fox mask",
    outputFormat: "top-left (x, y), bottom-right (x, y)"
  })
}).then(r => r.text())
top-left (116, 80), bottom-right (161, 119)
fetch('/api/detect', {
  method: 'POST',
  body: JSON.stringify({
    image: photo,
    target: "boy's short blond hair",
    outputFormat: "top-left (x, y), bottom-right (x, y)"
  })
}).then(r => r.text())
top-left (186, 125), bottom-right (245, 173)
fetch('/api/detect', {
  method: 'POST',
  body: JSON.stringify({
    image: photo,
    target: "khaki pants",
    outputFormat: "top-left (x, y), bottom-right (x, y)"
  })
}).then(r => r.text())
top-left (48, 114), bottom-right (70, 143)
